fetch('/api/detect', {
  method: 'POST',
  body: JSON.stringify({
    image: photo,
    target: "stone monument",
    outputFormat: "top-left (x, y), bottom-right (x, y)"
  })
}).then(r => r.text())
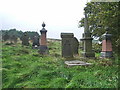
top-left (21, 32), bottom-right (29, 46)
top-left (38, 22), bottom-right (48, 54)
top-left (3, 32), bottom-right (10, 42)
top-left (61, 33), bottom-right (74, 58)
top-left (80, 10), bottom-right (95, 58)
top-left (32, 36), bottom-right (40, 49)
top-left (72, 37), bottom-right (79, 55)
top-left (10, 35), bottom-right (17, 44)
top-left (100, 27), bottom-right (113, 58)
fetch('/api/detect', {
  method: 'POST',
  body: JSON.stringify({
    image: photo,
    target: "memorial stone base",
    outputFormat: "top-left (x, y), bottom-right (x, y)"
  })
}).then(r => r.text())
top-left (38, 45), bottom-right (49, 54)
top-left (100, 51), bottom-right (113, 58)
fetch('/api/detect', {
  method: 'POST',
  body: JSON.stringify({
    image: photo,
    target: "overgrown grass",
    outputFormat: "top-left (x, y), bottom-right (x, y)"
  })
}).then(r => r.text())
top-left (2, 41), bottom-right (119, 88)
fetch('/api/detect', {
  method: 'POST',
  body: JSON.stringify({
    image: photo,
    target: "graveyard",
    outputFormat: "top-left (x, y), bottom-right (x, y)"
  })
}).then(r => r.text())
top-left (1, 2), bottom-right (119, 89)
top-left (1, 35), bottom-right (118, 88)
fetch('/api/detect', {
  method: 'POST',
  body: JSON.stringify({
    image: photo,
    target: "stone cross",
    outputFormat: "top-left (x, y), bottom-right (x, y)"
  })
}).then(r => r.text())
top-left (84, 12), bottom-right (90, 33)
top-left (80, 10), bottom-right (95, 58)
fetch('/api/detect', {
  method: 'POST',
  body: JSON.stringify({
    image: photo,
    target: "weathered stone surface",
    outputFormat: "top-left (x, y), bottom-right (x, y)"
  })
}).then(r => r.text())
top-left (21, 32), bottom-right (29, 46)
top-left (61, 33), bottom-right (74, 58)
top-left (72, 37), bottom-right (79, 55)
top-left (65, 60), bottom-right (92, 66)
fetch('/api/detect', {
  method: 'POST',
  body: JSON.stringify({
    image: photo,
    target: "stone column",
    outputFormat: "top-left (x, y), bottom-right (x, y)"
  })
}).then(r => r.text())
top-left (80, 33), bottom-right (84, 50)
top-left (61, 33), bottom-right (74, 58)
top-left (100, 27), bottom-right (112, 58)
top-left (81, 11), bottom-right (95, 58)
top-left (39, 22), bottom-right (48, 54)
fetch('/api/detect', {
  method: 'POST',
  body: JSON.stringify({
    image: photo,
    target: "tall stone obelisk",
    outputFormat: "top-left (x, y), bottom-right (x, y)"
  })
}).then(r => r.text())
top-left (38, 22), bottom-right (48, 54)
top-left (81, 11), bottom-right (95, 58)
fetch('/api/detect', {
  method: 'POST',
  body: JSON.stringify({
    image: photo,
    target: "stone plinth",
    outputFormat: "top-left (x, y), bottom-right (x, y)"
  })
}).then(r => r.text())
top-left (81, 33), bottom-right (95, 57)
top-left (100, 30), bottom-right (112, 58)
top-left (61, 33), bottom-right (74, 58)
top-left (39, 22), bottom-right (48, 54)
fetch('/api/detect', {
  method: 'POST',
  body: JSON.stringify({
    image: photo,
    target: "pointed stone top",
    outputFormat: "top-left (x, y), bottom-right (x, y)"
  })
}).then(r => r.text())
top-left (42, 22), bottom-right (46, 28)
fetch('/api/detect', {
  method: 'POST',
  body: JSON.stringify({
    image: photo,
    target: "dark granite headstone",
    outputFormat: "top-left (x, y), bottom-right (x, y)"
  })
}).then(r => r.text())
top-left (72, 37), bottom-right (79, 55)
top-left (61, 33), bottom-right (74, 58)
top-left (21, 32), bottom-right (29, 46)
top-left (32, 36), bottom-right (40, 49)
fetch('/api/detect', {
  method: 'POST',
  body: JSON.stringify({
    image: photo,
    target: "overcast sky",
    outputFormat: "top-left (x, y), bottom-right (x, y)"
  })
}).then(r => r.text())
top-left (0, 0), bottom-right (91, 39)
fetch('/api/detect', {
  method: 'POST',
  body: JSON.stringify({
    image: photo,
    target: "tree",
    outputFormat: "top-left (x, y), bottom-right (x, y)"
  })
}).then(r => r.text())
top-left (79, 2), bottom-right (120, 55)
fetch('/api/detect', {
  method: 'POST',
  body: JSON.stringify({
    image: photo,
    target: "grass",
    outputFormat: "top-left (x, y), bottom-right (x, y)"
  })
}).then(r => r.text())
top-left (2, 41), bottom-right (119, 88)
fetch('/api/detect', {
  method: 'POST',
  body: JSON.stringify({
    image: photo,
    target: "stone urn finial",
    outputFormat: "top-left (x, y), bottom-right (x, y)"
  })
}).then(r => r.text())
top-left (42, 22), bottom-right (46, 28)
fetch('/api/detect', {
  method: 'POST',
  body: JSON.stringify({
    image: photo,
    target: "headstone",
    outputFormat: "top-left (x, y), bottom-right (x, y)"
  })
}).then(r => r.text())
top-left (38, 22), bottom-right (49, 54)
top-left (10, 35), bottom-right (17, 44)
top-left (61, 33), bottom-right (74, 58)
top-left (32, 36), bottom-right (40, 49)
top-left (100, 27), bottom-right (113, 58)
top-left (21, 32), bottom-right (29, 46)
top-left (3, 32), bottom-right (10, 42)
top-left (80, 10), bottom-right (95, 58)
top-left (72, 37), bottom-right (79, 55)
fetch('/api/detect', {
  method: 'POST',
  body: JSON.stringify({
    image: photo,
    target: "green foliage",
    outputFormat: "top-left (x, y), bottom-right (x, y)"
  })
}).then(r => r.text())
top-left (79, 2), bottom-right (120, 54)
top-left (2, 41), bottom-right (118, 88)
top-left (1, 29), bottom-right (40, 41)
top-left (92, 43), bottom-right (102, 53)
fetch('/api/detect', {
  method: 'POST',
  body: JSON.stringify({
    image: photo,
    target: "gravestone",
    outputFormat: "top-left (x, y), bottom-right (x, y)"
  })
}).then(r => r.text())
top-left (80, 10), bottom-right (95, 58)
top-left (10, 35), bottom-right (17, 44)
top-left (100, 27), bottom-right (113, 58)
top-left (72, 37), bottom-right (79, 55)
top-left (32, 36), bottom-right (40, 49)
top-left (38, 22), bottom-right (49, 54)
top-left (3, 32), bottom-right (10, 42)
top-left (21, 32), bottom-right (29, 46)
top-left (61, 33), bottom-right (74, 58)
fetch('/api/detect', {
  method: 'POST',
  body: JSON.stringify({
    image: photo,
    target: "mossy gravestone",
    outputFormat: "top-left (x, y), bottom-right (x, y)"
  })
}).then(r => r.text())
top-left (21, 32), bottom-right (29, 46)
top-left (72, 37), bottom-right (79, 55)
top-left (32, 36), bottom-right (40, 49)
top-left (61, 33), bottom-right (74, 58)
